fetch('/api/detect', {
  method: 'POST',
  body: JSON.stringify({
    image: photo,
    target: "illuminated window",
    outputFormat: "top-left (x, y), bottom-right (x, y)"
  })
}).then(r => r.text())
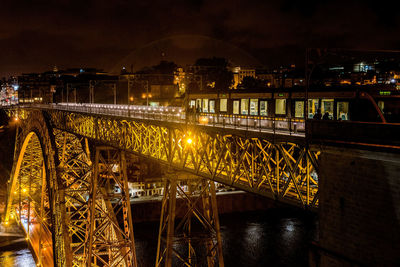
top-left (241, 99), bottom-right (249, 115)
top-left (196, 99), bottom-right (201, 110)
top-left (189, 100), bottom-right (195, 108)
top-left (308, 99), bottom-right (319, 118)
top-left (337, 102), bottom-right (349, 120)
top-left (321, 99), bottom-right (334, 118)
top-left (378, 101), bottom-right (384, 112)
top-left (209, 100), bottom-right (215, 113)
top-left (250, 99), bottom-right (258, 115)
top-left (260, 101), bottom-right (268, 116)
top-left (233, 100), bottom-right (239, 115)
top-left (220, 98), bottom-right (227, 112)
top-left (275, 99), bottom-right (286, 115)
top-left (202, 99), bottom-right (208, 112)
top-left (295, 101), bottom-right (304, 118)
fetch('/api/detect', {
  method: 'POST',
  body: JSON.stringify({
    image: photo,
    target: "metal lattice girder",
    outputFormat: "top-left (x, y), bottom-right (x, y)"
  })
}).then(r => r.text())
top-left (156, 173), bottom-right (224, 267)
top-left (86, 147), bottom-right (137, 267)
top-left (48, 110), bottom-right (319, 208)
top-left (53, 129), bottom-right (92, 266)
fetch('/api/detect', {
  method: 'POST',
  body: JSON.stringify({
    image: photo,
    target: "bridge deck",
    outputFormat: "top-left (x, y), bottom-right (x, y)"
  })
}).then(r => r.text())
top-left (17, 103), bottom-right (306, 143)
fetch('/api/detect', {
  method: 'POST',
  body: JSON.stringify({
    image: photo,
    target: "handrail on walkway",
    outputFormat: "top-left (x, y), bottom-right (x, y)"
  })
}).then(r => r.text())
top-left (3, 103), bottom-right (306, 136)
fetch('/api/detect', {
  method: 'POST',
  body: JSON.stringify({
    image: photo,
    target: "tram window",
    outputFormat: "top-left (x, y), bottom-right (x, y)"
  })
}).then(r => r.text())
top-left (241, 99), bottom-right (249, 115)
top-left (189, 100), bottom-right (195, 108)
top-left (250, 99), bottom-right (258, 115)
top-left (321, 99), bottom-right (334, 118)
top-left (220, 98), bottom-right (227, 112)
top-left (202, 99), bottom-right (208, 112)
top-left (275, 99), bottom-right (286, 115)
top-left (337, 102), bottom-right (349, 120)
top-left (308, 99), bottom-right (319, 118)
top-left (379, 99), bottom-right (400, 122)
top-left (233, 100), bottom-right (240, 115)
top-left (378, 101), bottom-right (384, 112)
top-left (209, 100), bottom-right (215, 113)
top-left (295, 101), bottom-right (304, 118)
top-left (260, 101), bottom-right (268, 116)
top-left (196, 99), bottom-right (201, 110)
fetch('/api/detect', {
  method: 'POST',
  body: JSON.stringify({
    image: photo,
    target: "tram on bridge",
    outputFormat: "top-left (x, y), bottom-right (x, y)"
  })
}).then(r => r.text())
top-left (187, 86), bottom-right (400, 124)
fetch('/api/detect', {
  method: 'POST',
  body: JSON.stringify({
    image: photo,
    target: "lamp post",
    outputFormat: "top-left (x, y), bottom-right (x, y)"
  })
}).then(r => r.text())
top-left (145, 80), bottom-right (149, 106)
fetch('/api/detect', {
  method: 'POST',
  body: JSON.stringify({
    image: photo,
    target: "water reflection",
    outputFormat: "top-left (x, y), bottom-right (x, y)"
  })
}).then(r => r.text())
top-left (0, 249), bottom-right (35, 267)
top-left (0, 208), bottom-right (316, 267)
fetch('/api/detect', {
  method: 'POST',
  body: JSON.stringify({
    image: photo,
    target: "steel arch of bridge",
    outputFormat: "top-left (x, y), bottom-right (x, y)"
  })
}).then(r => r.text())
top-left (4, 110), bottom-right (137, 267)
top-left (47, 109), bottom-right (319, 208)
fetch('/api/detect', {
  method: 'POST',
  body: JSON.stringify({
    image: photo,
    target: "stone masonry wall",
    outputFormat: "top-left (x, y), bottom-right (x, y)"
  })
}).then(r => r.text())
top-left (317, 146), bottom-right (400, 266)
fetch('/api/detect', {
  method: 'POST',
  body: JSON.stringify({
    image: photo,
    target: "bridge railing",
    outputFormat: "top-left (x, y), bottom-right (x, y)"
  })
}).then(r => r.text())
top-left (8, 103), bottom-right (305, 136)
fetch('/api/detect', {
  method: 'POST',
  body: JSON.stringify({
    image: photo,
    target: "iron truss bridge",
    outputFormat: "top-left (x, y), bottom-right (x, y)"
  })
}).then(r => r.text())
top-left (2, 104), bottom-right (319, 267)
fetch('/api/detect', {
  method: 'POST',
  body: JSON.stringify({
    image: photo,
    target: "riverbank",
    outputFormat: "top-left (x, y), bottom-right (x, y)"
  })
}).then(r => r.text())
top-left (131, 190), bottom-right (289, 223)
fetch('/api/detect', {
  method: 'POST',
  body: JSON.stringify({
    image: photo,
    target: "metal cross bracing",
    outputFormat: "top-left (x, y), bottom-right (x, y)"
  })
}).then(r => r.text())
top-left (53, 129), bottom-right (92, 266)
top-left (4, 109), bottom-right (138, 267)
top-left (156, 173), bottom-right (224, 267)
top-left (86, 147), bottom-right (137, 267)
top-left (47, 109), bottom-right (319, 208)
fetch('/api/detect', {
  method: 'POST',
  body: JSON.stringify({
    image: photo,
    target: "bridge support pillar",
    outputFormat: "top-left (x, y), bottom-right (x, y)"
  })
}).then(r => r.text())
top-left (310, 145), bottom-right (400, 266)
top-left (156, 172), bottom-right (224, 267)
top-left (86, 147), bottom-right (137, 267)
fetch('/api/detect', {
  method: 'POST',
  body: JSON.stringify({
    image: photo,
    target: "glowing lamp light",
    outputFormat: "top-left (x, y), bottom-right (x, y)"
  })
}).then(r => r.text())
top-left (22, 188), bottom-right (27, 193)
top-left (14, 117), bottom-right (19, 121)
top-left (4, 221), bottom-right (9, 226)
top-left (186, 138), bottom-right (193, 145)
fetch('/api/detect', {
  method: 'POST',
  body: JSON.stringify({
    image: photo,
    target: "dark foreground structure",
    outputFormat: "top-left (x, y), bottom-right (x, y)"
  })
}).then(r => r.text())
top-left (309, 121), bottom-right (400, 266)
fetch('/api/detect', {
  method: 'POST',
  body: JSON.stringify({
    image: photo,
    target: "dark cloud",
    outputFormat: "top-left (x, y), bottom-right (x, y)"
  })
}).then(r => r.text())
top-left (1, 0), bottom-right (400, 77)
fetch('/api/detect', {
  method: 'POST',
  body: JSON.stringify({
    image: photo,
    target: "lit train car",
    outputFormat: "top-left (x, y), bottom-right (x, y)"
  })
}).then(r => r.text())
top-left (187, 87), bottom-right (400, 131)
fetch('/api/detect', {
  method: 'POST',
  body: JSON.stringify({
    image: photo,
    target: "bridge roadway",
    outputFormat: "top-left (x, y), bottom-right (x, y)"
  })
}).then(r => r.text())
top-left (51, 103), bottom-right (306, 140)
top-left (8, 103), bottom-right (318, 206)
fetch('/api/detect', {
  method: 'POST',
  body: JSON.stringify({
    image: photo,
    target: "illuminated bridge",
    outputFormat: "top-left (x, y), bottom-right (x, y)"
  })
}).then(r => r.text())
top-left (2, 103), bottom-right (320, 267)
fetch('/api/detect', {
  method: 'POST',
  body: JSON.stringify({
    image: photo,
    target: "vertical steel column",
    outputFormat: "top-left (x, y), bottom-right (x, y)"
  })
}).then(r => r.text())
top-left (38, 164), bottom-right (46, 267)
top-left (121, 151), bottom-right (138, 267)
top-left (165, 177), bottom-right (177, 267)
top-left (86, 147), bottom-right (137, 267)
top-left (276, 148), bottom-right (280, 195)
top-left (86, 149), bottom-right (98, 265)
top-left (209, 181), bottom-right (224, 267)
top-left (306, 153), bottom-right (310, 206)
top-left (156, 175), bottom-right (224, 267)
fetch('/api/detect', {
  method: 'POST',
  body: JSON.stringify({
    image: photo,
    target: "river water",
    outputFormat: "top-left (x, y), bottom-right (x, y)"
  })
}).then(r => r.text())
top-left (0, 208), bottom-right (316, 267)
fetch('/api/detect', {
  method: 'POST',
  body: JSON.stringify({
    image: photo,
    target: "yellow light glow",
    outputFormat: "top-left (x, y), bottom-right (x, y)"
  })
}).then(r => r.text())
top-left (186, 138), bottom-right (193, 145)
top-left (14, 117), bottom-right (19, 121)
top-left (130, 97), bottom-right (134, 101)
top-left (10, 214), bottom-right (14, 219)
top-left (22, 188), bottom-right (27, 193)
top-left (4, 221), bottom-right (9, 226)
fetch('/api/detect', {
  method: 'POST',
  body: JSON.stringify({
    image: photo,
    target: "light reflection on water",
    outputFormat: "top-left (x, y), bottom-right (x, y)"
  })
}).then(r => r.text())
top-left (0, 209), bottom-right (316, 267)
top-left (0, 249), bottom-right (35, 267)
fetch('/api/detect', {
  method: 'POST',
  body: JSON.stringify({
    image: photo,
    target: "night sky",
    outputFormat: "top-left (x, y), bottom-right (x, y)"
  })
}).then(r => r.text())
top-left (1, 0), bottom-right (400, 77)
